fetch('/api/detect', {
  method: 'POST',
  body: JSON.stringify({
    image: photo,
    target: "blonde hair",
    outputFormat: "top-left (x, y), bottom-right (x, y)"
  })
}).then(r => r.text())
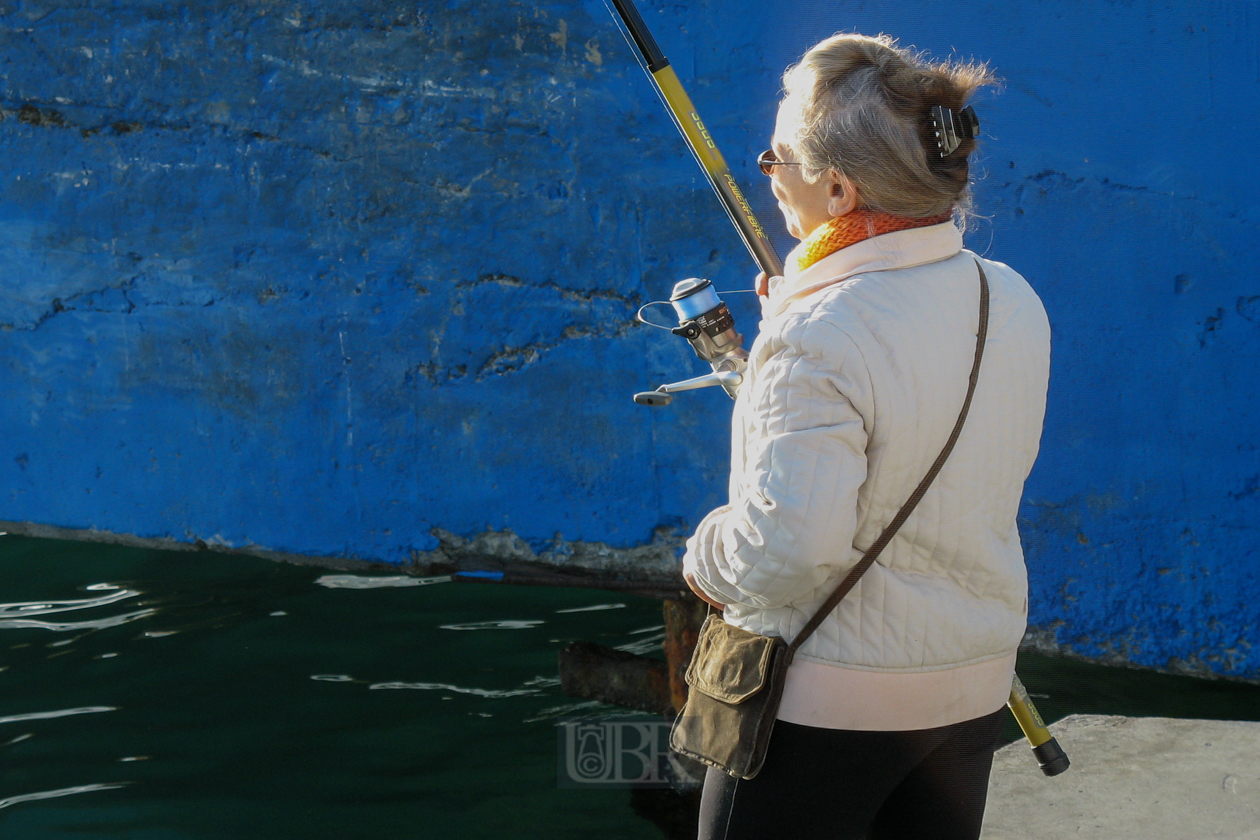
top-left (780, 33), bottom-right (996, 217)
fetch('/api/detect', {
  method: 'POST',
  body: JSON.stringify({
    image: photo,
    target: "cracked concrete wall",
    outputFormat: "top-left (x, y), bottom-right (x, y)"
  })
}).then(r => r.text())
top-left (0, 1), bottom-right (1257, 679)
top-left (0, 0), bottom-right (737, 569)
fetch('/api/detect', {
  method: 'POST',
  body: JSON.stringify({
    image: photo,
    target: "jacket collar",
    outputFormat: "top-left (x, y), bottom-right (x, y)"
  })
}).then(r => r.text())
top-left (765, 222), bottom-right (963, 318)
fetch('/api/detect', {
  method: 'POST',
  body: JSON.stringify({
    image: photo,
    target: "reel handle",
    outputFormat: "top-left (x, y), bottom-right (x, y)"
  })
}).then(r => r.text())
top-left (633, 369), bottom-right (744, 406)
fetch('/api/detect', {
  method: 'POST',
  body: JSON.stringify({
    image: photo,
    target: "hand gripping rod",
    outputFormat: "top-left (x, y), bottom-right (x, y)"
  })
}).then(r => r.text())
top-left (605, 0), bottom-right (1067, 776)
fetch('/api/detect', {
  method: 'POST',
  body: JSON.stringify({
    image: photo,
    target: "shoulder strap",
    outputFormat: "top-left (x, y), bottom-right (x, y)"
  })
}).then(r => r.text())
top-left (788, 259), bottom-right (991, 654)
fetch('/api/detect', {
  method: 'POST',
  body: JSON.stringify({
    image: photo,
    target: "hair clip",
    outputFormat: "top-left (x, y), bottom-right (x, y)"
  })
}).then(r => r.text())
top-left (929, 105), bottom-right (980, 158)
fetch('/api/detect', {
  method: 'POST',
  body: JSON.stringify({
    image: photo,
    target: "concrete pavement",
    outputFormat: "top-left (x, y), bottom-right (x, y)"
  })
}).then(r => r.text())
top-left (984, 715), bottom-right (1260, 839)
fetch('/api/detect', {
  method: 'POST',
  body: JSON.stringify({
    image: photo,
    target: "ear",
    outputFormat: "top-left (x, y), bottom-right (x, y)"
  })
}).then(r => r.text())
top-left (825, 170), bottom-right (859, 217)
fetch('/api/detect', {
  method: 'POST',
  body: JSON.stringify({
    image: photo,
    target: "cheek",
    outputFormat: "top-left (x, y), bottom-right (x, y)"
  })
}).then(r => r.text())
top-left (773, 189), bottom-right (794, 216)
top-left (773, 178), bottom-right (799, 207)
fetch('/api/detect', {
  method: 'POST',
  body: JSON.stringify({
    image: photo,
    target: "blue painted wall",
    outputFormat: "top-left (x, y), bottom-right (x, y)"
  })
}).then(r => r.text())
top-left (0, 1), bottom-right (1256, 679)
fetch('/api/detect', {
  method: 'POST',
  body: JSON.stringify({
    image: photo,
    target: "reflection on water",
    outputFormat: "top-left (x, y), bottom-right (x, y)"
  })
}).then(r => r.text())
top-left (555, 603), bottom-right (625, 614)
top-left (308, 673), bottom-right (552, 698)
top-left (0, 584), bottom-right (139, 617)
top-left (0, 608), bottom-right (158, 632)
top-left (0, 534), bottom-right (673, 840)
top-left (616, 632), bottom-right (668, 657)
top-left (314, 574), bottom-right (451, 589)
top-left (439, 619), bottom-right (547, 630)
top-left (523, 700), bottom-right (608, 724)
top-left (0, 583), bottom-right (156, 633)
top-left (366, 681), bottom-right (543, 697)
top-left (4, 534), bottom-right (1260, 839)
top-left (0, 782), bottom-right (131, 811)
top-left (0, 706), bottom-right (116, 725)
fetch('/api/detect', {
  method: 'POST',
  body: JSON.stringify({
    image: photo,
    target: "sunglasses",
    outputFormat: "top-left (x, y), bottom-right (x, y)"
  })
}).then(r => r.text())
top-left (756, 148), bottom-right (804, 176)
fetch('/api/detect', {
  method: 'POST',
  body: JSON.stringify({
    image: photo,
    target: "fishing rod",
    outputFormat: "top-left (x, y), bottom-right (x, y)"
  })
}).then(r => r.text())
top-left (606, 0), bottom-right (1069, 777)
top-left (606, 0), bottom-right (782, 279)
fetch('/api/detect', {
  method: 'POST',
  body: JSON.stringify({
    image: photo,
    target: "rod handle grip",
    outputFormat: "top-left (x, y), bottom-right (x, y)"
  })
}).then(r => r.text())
top-left (1032, 736), bottom-right (1071, 777)
top-left (1008, 674), bottom-right (1071, 776)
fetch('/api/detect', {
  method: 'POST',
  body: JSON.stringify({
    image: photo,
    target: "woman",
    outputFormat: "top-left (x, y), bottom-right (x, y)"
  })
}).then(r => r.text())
top-left (681, 34), bottom-right (1051, 840)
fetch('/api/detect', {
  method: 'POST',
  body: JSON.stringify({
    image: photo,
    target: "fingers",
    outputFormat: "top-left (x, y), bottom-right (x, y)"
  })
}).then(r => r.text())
top-left (755, 271), bottom-right (769, 297)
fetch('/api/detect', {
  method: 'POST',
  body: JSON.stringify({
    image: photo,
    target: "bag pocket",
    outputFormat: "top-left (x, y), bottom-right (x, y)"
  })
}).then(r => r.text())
top-left (684, 614), bottom-right (780, 702)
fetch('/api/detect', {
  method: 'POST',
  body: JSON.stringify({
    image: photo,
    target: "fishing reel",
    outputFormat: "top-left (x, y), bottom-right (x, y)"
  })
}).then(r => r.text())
top-left (634, 278), bottom-right (748, 407)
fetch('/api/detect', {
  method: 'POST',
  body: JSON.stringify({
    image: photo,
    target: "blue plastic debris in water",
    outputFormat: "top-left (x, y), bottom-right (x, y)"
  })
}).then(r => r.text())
top-left (454, 570), bottom-right (506, 581)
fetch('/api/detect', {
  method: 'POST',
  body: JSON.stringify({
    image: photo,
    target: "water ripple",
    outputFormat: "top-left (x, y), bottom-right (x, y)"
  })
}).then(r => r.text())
top-left (438, 620), bottom-right (544, 631)
top-left (522, 700), bottom-right (607, 723)
top-left (554, 603), bottom-right (625, 614)
top-left (0, 782), bottom-right (129, 810)
top-left (0, 608), bottom-right (157, 633)
top-left (0, 585), bottom-right (140, 619)
top-left (367, 681), bottom-right (541, 697)
top-left (0, 706), bottom-right (117, 725)
top-left (615, 631), bottom-right (666, 657)
top-left (315, 574), bottom-right (451, 589)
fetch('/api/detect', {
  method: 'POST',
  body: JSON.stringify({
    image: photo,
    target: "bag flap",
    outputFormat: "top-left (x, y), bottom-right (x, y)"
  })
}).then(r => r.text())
top-left (684, 615), bottom-right (781, 704)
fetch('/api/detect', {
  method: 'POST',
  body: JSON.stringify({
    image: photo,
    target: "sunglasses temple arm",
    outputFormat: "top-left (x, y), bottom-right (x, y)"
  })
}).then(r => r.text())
top-left (605, 0), bottom-right (784, 278)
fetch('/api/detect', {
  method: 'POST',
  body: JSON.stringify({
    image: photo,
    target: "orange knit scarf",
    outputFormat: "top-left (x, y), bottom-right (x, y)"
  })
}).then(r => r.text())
top-left (794, 208), bottom-right (954, 273)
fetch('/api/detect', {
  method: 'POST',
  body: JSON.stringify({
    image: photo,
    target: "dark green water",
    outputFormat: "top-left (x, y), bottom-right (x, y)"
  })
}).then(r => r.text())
top-left (2, 534), bottom-right (1259, 839)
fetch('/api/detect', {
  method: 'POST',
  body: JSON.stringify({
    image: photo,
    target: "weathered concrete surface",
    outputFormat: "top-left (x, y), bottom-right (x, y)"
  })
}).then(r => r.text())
top-left (985, 715), bottom-right (1260, 839)
top-left (0, 517), bottom-right (689, 588)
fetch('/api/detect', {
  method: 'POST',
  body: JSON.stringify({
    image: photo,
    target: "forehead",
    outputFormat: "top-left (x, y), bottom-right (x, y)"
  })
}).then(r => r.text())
top-left (771, 110), bottom-right (788, 150)
top-left (772, 99), bottom-right (800, 150)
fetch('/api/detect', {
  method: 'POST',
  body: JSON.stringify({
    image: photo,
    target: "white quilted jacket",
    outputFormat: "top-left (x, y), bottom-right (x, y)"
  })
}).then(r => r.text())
top-left (683, 223), bottom-right (1051, 673)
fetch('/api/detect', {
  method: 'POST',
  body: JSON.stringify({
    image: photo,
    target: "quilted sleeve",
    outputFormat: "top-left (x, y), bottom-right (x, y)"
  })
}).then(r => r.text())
top-left (682, 320), bottom-right (870, 611)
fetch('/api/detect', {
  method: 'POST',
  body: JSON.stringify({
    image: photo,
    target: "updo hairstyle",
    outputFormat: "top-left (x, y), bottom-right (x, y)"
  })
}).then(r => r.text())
top-left (780, 34), bottom-right (996, 218)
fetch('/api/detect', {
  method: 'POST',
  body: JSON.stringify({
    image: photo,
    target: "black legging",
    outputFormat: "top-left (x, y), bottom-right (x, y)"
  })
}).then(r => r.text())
top-left (697, 708), bottom-right (1006, 840)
